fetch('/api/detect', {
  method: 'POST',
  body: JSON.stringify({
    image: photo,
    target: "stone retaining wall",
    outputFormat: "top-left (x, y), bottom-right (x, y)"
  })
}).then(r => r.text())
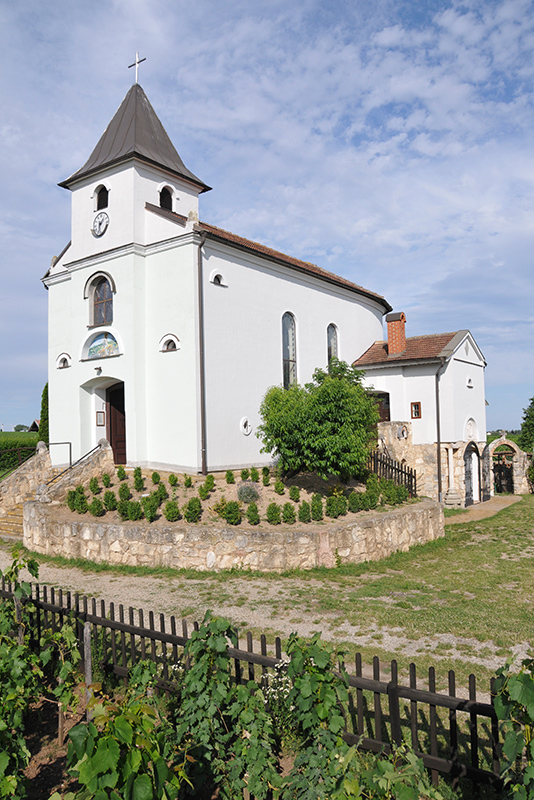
top-left (23, 498), bottom-right (443, 572)
top-left (0, 443), bottom-right (52, 511)
top-left (39, 439), bottom-right (116, 503)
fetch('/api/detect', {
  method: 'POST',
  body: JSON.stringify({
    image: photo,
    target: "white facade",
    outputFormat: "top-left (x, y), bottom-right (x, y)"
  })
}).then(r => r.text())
top-left (44, 84), bottom-right (389, 471)
top-left (361, 332), bottom-right (487, 446)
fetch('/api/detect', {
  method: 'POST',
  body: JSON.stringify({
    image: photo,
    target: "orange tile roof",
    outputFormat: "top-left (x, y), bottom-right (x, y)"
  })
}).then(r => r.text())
top-left (353, 332), bottom-right (459, 367)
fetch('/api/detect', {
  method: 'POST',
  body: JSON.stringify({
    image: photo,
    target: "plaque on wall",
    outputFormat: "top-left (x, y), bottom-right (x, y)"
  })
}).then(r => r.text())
top-left (96, 411), bottom-right (106, 427)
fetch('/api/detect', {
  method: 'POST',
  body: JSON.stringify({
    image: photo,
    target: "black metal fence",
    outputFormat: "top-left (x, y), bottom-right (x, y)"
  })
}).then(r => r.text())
top-left (367, 449), bottom-right (417, 497)
top-left (0, 579), bottom-right (502, 793)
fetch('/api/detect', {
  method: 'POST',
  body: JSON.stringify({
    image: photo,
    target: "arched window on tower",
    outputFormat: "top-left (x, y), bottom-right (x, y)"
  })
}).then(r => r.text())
top-left (97, 186), bottom-right (108, 210)
top-left (327, 323), bottom-right (338, 365)
top-left (160, 186), bottom-right (172, 211)
top-left (93, 277), bottom-right (113, 326)
top-left (282, 312), bottom-right (297, 389)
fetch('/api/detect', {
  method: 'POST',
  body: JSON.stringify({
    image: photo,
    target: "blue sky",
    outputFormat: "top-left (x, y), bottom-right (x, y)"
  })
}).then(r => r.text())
top-left (1, 0), bottom-right (533, 432)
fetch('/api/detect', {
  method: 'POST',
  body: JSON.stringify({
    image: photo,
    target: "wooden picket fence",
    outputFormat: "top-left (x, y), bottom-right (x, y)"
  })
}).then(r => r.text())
top-left (0, 580), bottom-right (502, 793)
top-left (367, 449), bottom-right (417, 497)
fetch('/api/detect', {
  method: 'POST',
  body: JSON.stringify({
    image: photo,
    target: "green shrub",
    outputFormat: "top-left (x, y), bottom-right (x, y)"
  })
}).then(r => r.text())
top-left (237, 482), bottom-right (260, 504)
top-left (262, 466), bottom-right (270, 477)
top-left (262, 473), bottom-right (270, 486)
top-left (155, 483), bottom-right (168, 503)
top-left (250, 467), bottom-right (259, 483)
top-left (325, 495), bottom-right (340, 518)
top-left (134, 471), bottom-right (144, 492)
top-left (184, 496), bottom-right (202, 522)
top-left (225, 470), bottom-right (235, 484)
top-left (246, 502), bottom-right (260, 525)
top-left (127, 501), bottom-right (144, 521)
top-left (168, 473), bottom-right (178, 487)
top-left (151, 471), bottom-right (161, 485)
top-left (212, 496), bottom-right (228, 518)
top-left (102, 473), bottom-right (111, 488)
top-left (67, 490), bottom-right (76, 512)
top-left (133, 466), bottom-right (142, 479)
top-left (205, 474), bottom-right (215, 491)
top-left (164, 501), bottom-right (181, 522)
top-left (348, 491), bottom-right (362, 513)
top-left (274, 479), bottom-right (285, 495)
top-left (74, 490), bottom-right (88, 514)
top-left (266, 502), bottom-right (281, 525)
top-left (103, 491), bottom-right (117, 511)
top-left (379, 478), bottom-right (398, 506)
top-left (336, 495), bottom-right (348, 516)
top-left (117, 465), bottom-right (127, 481)
top-left (118, 482), bottom-right (131, 502)
top-left (89, 498), bottom-right (105, 517)
top-left (184, 475), bottom-right (192, 489)
top-left (240, 468), bottom-right (250, 481)
top-left (225, 501), bottom-right (242, 525)
top-left (198, 484), bottom-right (209, 501)
top-left (359, 492), bottom-right (371, 511)
top-left (311, 493), bottom-right (323, 520)
top-left (142, 496), bottom-right (158, 523)
top-left (282, 502), bottom-right (296, 524)
top-left (396, 484), bottom-right (410, 503)
top-left (366, 473), bottom-right (380, 508)
top-left (298, 500), bottom-right (311, 523)
top-left (117, 500), bottom-right (130, 520)
top-left (289, 485), bottom-right (300, 503)
top-left (89, 477), bottom-right (100, 495)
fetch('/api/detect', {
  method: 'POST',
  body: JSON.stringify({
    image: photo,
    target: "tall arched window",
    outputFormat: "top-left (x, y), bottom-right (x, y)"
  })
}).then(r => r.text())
top-left (282, 312), bottom-right (297, 389)
top-left (93, 277), bottom-right (113, 325)
top-left (160, 186), bottom-right (172, 211)
top-left (327, 323), bottom-right (338, 365)
top-left (97, 186), bottom-right (108, 210)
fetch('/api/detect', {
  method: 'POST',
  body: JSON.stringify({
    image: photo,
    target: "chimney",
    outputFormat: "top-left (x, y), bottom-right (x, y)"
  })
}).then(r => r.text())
top-left (386, 312), bottom-right (406, 355)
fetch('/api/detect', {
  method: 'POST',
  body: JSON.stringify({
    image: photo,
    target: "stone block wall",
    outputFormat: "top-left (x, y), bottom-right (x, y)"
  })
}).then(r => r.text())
top-left (23, 498), bottom-right (443, 572)
top-left (39, 439), bottom-right (116, 503)
top-left (0, 442), bottom-right (52, 511)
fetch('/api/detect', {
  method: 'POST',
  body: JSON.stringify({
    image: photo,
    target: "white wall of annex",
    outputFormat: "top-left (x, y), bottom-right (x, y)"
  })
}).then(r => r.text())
top-left (201, 243), bottom-right (385, 470)
top-left (363, 365), bottom-right (439, 445)
top-left (439, 354), bottom-right (486, 443)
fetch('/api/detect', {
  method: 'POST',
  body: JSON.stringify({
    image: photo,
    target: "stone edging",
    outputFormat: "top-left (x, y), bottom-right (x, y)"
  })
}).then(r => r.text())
top-left (23, 498), bottom-right (444, 572)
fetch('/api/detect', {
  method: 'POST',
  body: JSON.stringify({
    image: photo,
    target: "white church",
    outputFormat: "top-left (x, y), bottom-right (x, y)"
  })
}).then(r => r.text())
top-left (44, 81), bottom-right (488, 502)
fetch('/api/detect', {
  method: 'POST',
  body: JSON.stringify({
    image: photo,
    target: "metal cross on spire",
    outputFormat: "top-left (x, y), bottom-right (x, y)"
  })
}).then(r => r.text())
top-left (128, 52), bottom-right (146, 84)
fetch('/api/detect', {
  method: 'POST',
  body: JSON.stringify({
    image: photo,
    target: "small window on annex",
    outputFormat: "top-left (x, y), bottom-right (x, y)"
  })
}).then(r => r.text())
top-left (282, 312), bottom-right (297, 389)
top-left (411, 402), bottom-right (422, 419)
top-left (96, 186), bottom-right (109, 210)
top-left (160, 186), bottom-right (172, 211)
top-left (327, 323), bottom-right (338, 364)
top-left (93, 277), bottom-right (113, 326)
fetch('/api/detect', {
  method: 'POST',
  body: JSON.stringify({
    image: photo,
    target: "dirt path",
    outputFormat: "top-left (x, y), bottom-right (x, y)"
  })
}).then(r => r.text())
top-left (445, 494), bottom-right (521, 524)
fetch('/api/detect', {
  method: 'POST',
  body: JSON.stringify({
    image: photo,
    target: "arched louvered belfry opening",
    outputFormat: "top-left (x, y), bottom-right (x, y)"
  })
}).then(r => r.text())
top-left (97, 186), bottom-right (108, 210)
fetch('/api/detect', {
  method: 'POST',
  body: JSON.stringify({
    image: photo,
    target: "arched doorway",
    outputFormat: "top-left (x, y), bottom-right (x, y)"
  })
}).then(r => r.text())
top-left (464, 442), bottom-right (481, 506)
top-left (106, 382), bottom-right (126, 464)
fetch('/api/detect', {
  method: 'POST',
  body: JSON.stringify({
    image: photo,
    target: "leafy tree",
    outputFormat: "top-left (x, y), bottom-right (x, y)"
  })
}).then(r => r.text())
top-left (39, 383), bottom-right (49, 445)
top-left (257, 358), bottom-right (379, 480)
top-left (518, 396), bottom-right (534, 452)
top-left (13, 424), bottom-right (28, 432)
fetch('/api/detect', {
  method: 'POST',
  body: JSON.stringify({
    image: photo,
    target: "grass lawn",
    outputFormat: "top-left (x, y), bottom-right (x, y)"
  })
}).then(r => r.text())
top-left (19, 493), bottom-right (534, 694)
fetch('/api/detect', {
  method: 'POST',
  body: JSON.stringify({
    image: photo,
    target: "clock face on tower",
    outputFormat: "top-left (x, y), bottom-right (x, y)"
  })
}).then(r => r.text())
top-left (92, 212), bottom-right (109, 237)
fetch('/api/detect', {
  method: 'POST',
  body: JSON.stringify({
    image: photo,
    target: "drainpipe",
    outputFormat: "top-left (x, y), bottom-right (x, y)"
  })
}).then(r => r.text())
top-left (197, 232), bottom-right (208, 475)
top-left (435, 357), bottom-right (446, 503)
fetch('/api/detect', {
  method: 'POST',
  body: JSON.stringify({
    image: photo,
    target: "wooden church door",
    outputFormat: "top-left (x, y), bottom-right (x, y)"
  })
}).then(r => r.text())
top-left (107, 383), bottom-right (126, 464)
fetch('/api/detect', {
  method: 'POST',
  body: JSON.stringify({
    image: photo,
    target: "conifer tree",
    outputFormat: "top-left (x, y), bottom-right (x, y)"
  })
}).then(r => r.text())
top-left (39, 383), bottom-right (49, 445)
top-left (518, 396), bottom-right (534, 452)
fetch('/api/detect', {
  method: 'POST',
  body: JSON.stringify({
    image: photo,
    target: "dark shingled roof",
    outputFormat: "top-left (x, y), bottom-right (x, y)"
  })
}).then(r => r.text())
top-left (59, 84), bottom-right (211, 193)
top-left (353, 332), bottom-right (460, 367)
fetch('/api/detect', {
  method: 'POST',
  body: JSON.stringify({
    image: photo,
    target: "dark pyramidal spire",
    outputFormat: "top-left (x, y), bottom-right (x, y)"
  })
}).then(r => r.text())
top-left (59, 84), bottom-right (210, 193)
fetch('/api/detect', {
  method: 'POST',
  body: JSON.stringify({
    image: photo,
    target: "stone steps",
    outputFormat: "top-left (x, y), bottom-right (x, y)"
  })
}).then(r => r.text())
top-left (0, 504), bottom-right (24, 542)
